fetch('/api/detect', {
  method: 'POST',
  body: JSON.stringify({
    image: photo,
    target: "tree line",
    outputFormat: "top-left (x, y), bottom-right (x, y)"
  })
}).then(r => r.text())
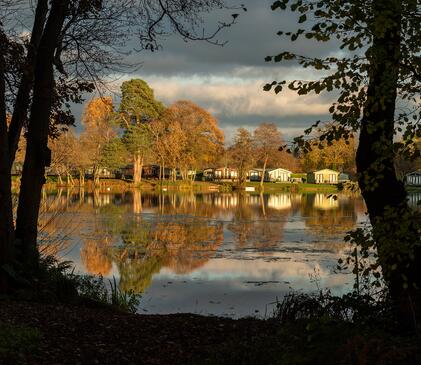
top-left (46, 78), bottom-right (358, 187)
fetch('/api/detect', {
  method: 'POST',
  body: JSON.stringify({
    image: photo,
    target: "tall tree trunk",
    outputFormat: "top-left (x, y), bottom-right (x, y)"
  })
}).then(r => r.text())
top-left (0, 30), bottom-right (15, 291)
top-left (260, 155), bottom-right (268, 190)
top-left (15, 0), bottom-right (68, 270)
top-left (162, 160), bottom-right (166, 181)
top-left (356, 0), bottom-right (421, 331)
top-left (79, 186), bottom-right (85, 204)
top-left (7, 0), bottom-right (48, 168)
top-left (133, 153), bottom-right (143, 184)
top-left (79, 168), bottom-right (85, 186)
top-left (93, 166), bottom-right (100, 186)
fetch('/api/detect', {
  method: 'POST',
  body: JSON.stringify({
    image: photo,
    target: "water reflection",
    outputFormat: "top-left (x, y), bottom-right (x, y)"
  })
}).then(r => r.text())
top-left (39, 189), bottom-right (401, 317)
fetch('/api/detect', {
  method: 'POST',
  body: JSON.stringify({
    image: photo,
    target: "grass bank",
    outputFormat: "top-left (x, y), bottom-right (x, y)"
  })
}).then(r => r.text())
top-left (242, 181), bottom-right (338, 193)
top-left (153, 180), bottom-right (220, 192)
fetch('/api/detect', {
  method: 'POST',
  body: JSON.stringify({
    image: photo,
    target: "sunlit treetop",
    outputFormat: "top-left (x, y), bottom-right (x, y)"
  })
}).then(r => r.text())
top-left (119, 79), bottom-right (165, 124)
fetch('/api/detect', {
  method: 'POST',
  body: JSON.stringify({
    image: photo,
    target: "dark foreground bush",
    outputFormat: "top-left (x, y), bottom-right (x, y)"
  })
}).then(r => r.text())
top-left (198, 290), bottom-right (421, 365)
top-left (9, 255), bottom-right (140, 314)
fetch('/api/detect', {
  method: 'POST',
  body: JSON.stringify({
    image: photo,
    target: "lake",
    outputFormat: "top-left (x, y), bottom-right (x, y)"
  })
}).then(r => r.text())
top-left (39, 189), bottom-right (371, 317)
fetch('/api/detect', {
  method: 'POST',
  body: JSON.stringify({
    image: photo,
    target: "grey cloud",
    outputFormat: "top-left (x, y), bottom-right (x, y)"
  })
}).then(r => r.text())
top-left (71, 1), bottom-right (339, 139)
top-left (125, 0), bottom-right (340, 78)
top-left (220, 113), bottom-right (330, 142)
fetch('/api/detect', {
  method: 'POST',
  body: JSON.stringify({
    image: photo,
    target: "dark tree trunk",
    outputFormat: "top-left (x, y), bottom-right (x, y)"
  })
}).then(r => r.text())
top-left (7, 0), bottom-right (48, 168)
top-left (0, 30), bottom-right (15, 291)
top-left (356, 0), bottom-right (421, 331)
top-left (15, 0), bottom-right (68, 270)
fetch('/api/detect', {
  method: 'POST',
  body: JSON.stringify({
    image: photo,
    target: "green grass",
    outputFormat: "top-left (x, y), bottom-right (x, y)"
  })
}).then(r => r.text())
top-left (406, 186), bottom-right (421, 192)
top-left (155, 180), bottom-right (218, 191)
top-left (291, 173), bottom-right (307, 178)
top-left (244, 181), bottom-right (338, 193)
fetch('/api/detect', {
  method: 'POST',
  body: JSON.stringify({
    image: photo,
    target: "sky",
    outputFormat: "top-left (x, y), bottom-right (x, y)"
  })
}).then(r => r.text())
top-left (76, 0), bottom-right (341, 143)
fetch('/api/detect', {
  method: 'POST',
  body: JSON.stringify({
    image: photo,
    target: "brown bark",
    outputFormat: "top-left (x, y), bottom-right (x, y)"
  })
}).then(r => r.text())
top-left (0, 30), bottom-right (15, 291)
top-left (15, 0), bottom-right (69, 270)
top-left (133, 153), bottom-right (143, 184)
top-left (356, 0), bottom-right (421, 331)
top-left (93, 166), bottom-right (100, 186)
top-left (7, 0), bottom-right (49, 168)
top-left (79, 169), bottom-right (85, 186)
top-left (162, 160), bottom-right (166, 181)
top-left (260, 156), bottom-right (268, 189)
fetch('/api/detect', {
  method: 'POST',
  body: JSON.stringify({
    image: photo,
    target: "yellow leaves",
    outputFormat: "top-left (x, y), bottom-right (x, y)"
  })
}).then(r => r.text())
top-left (81, 96), bottom-right (113, 128)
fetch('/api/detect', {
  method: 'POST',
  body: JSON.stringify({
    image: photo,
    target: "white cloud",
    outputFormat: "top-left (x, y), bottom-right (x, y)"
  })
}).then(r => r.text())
top-left (147, 76), bottom-right (332, 119)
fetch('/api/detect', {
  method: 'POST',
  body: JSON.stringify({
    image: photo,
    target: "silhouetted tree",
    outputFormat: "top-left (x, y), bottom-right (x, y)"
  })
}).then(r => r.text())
top-left (0, 0), bottom-right (244, 289)
top-left (265, 0), bottom-right (421, 330)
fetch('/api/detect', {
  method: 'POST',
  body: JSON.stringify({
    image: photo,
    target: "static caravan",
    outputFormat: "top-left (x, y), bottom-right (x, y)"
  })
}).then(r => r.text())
top-left (307, 169), bottom-right (339, 184)
top-left (248, 168), bottom-right (262, 182)
top-left (204, 167), bottom-right (238, 181)
top-left (405, 171), bottom-right (421, 186)
top-left (267, 168), bottom-right (292, 182)
top-left (248, 168), bottom-right (292, 182)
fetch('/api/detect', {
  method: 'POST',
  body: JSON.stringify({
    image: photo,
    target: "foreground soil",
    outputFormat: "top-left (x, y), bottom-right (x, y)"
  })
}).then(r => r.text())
top-left (0, 301), bottom-right (276, 365)
top-left (2, 300), bottom-right (421, 365)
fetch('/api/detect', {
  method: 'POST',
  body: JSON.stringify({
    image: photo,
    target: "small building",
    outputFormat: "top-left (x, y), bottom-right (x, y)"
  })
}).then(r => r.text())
top-left (307, 169), bottom-right (339, 184)
top-left (248, 168), bottom-right (291, 182)
top-left (85, 167), bottom-right (115, 178)
top-left (406, 171), bottom-right (421, 186)
top-left (267, 168), bottom-right (292, 182)
top-left (142, 164), bottom-right (160, 179)
top-left (121, 164), bottom-right (172, 179)
top-left (248, 168), bottom-right (262, 182)
top-left (204, 167), bottom-right (238, 181)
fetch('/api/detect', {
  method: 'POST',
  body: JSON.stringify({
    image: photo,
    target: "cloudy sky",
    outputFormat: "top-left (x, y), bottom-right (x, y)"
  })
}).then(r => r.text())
top-left (81, 0), bottom-right (340, 143)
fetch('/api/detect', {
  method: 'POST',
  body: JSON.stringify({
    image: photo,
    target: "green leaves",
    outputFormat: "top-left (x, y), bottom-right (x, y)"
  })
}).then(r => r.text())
top-left (119, 79), bottom-right (165, 124)
top-left (298, 14), bottom-right (307, 23)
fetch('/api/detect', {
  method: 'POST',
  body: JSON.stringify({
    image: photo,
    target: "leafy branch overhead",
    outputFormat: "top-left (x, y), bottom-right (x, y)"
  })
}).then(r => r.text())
top-left (264, 0), bottom-right (420, 160)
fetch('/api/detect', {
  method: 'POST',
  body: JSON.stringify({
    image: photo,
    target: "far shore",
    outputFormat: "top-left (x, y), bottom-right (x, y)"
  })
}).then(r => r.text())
top-left (11, 175), bottom-right (421, 194)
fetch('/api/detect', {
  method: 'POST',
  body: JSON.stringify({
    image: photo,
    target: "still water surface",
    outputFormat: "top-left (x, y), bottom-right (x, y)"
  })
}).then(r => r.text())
top-left (40, 190), bottom-right (372, 317)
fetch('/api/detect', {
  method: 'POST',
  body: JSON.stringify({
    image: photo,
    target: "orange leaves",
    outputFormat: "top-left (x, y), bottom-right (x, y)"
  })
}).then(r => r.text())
top-left (81, 96), bottom-right (113, 129)
top-left (158, 100), bottom-right (224, 170)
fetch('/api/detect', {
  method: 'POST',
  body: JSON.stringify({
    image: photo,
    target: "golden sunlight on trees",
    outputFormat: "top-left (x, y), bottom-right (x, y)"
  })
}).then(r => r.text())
top-left (301, 124), bottom-right (356, 174)
top-left (80, 97), bottom-right (119, 185)
top-left (227, 128), bottom-right (256, 186)
top-left (254, 122), bottom-right (297, 187)
top-left (49, 130), bottom-right (78, 185)
top-left (160, 100), bottom-right (224, 180)
top-left (118, 79), bottom-right (165, 184)
top-left (0, 0), bottom-right (245, 289)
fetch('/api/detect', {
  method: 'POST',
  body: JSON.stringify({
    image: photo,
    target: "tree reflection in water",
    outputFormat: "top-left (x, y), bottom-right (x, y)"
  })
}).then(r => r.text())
top-left (38, 189), bottom-right (371, 295)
